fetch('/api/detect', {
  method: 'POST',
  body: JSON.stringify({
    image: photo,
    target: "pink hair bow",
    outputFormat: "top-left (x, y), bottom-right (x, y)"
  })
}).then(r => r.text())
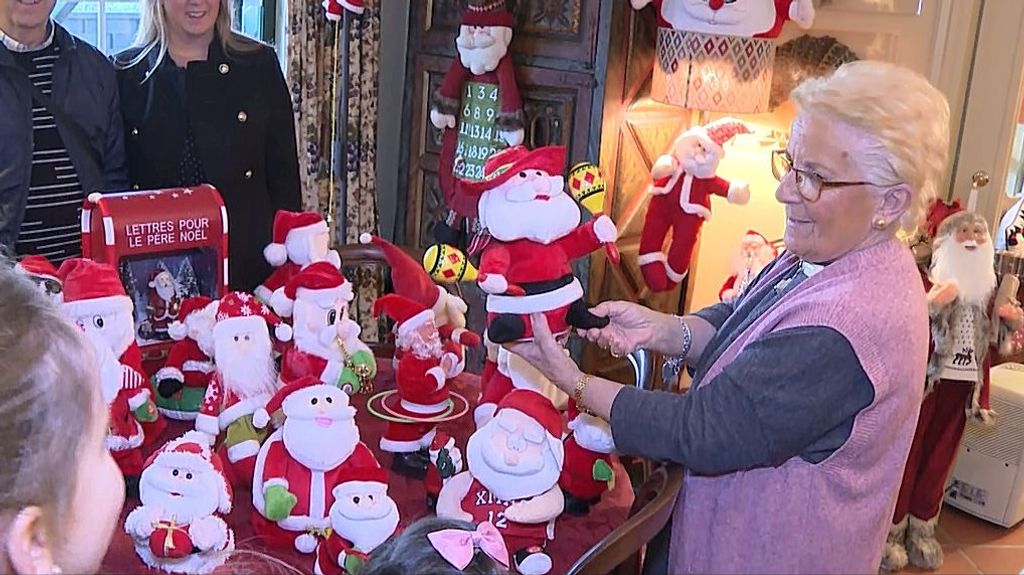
top-left (427, 522), bottom-right (510, 570)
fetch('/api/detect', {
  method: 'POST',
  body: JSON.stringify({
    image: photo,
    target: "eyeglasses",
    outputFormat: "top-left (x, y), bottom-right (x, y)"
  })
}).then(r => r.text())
top-left (771, 150), bottom-right (890, 202)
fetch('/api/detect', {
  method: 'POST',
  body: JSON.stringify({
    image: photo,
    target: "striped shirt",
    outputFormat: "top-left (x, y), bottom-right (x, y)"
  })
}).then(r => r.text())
top-left (12, 39), bottom-right (85, 264)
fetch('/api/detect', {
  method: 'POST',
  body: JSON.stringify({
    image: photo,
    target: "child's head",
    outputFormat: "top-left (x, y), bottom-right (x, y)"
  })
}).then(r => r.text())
top-left (0, 264), bottom-right (125, 574)
top-left (362, 517), bottom-right (510, 575)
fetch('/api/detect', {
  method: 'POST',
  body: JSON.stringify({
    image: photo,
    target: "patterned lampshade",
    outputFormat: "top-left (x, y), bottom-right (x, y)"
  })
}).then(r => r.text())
top-left (652, 28), bottom-right (776, 114)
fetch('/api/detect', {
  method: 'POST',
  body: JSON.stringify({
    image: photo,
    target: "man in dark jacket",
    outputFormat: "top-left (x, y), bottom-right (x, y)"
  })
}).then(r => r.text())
top-left (0, 0), bottom-right (127, 263)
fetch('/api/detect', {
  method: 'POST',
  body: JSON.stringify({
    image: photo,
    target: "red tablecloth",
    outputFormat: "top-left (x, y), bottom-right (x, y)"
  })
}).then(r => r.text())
top-left (101, 359), bottom-right (633, 574)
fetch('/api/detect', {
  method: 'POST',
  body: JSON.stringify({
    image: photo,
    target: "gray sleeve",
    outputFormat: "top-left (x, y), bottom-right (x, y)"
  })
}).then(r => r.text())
top-left (609, 325), bottom-right (875, 475)
top-left (692, 301), bottom-right (733, 330)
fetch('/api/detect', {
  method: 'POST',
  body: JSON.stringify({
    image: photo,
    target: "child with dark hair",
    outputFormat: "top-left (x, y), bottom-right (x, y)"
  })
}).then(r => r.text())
top-left (361, 517), bottom-right (510, 575)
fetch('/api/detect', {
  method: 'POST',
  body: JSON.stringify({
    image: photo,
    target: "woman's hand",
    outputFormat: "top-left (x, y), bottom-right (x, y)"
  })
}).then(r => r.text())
top-left (576, 301), bottom-right (676, 356)
top-left (506, 313), bottom-right (583, 392)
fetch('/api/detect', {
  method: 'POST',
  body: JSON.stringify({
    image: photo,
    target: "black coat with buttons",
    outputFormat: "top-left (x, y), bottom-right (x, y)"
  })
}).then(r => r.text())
top-left (115, 34), bottom-right (301, 293)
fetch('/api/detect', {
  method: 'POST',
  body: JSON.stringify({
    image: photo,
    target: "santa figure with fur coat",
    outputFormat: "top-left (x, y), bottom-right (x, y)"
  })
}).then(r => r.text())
top-left (882, 203), bottom-right (1024, 572)
top-left (154, 296), bottom-right (217, 420)
top-left (630, 0), bottom-right (814, 39)
top-left (251, 376), bottom-right (392, 554)
top-left (146, 268), bottom-right (182, 338)
top-left (124, 431), bottom-right (235, 574)
top-left (314, 471), bottom-right (400, 575)
top-left (719, 229), bottom-right (778, 303)
top-left (196, 291), bottom-right (292, 485)
top-left (437, 390), bottom-right (565, 575)
top-left (256, 210), bottom-right (342, 310)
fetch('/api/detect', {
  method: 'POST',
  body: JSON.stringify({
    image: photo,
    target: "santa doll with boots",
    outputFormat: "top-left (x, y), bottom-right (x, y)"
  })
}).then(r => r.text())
top-left (155, 296), bottom-right (217, 420)
top-left (124, 431), bottom-right (235, 574)
top-left (638, 118), bottom-right (752, 292)
top-left (882, 206), bottom-right (1024, 572)
top-left (275, 262), bottom-right (377, 394)
top-left (455, 145), bottom-right (619, 344)
top-left (430, 0), bottom-right (524, 246)
top-left (251, 376), bottom-right (391, 554)
top-left (719, 229), bottom-right (778, 303)
top-left (559, 402), bottom-right (616, 516)
top-left (437, 390), bottom-right (565, 575)
top-left (146, 268), bottom-right (182, 338)
top-left (14, 254), bottom-right (63, 303)
top-left (315, 471), bottom-right (400, 575)
top-left (197, 291), bottom-right (292, 485)
top-left (257, 210), bottom-right (342, 309)
top-left (373, 294), bottom-right (464, 478)
top-left (630, 0), bottom-right (814, 38)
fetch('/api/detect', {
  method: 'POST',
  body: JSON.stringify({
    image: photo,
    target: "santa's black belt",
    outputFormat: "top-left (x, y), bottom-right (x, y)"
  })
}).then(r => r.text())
top-left (515, 274), bottom-right (575, 296)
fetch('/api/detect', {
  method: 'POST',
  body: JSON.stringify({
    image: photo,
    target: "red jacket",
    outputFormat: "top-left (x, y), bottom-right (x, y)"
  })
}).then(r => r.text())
top-left (315, 532), bottom-right (367, 575)
top-left (480, 220), bottom-right (602, 285)
top-left (155, 338), bottom-right (214, 388)
top-left (396, 354), bottom-right (448, 408)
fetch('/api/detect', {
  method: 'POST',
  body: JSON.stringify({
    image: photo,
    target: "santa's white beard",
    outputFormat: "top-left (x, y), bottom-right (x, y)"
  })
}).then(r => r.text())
top-left (189, 319), bottom-right (216, 356)
top-left (931, 236), bottom-right (997, 307)
top-left (154, 282), bottom-right (176, 301)
top-left (679, 148), bottom-right (718, 179)
top-left (396, 330), bottom-right (442, 359)
top-left (466, 426), bottom-right (561, 502)
top-left (330, 500), bottom-right (399, 552)
top-left (215, 338), bottom-right (279, 399)
top-left (283, 419), bottom-right (358, 471)
top-left (481, 190), bottom-right (581, 244)
top-left (730, 244), bottom-right (775, 277)
top-left (139, 475), bottom-right (220, 525)
top-left (456, 26), bottom-right (511, 75)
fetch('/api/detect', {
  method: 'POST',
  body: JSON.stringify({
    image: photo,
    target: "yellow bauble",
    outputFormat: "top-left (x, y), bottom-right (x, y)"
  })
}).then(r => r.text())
top-left (568, 161), bottom-right (607, 215)
top-left (423, 243), bottom-right (478, 283)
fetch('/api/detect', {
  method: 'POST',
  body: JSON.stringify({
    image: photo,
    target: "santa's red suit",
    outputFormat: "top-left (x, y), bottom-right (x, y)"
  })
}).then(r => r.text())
top-left (251, 431), bottom-right (380, 549)
top-left (196, 374), bottom-right (271, 480)
top-left (155, 338), bottom-right (214, 391)
top-left (461, 478), bottom-right (554, 553)
top-left (314, 532), bottom-right (367, 575)
top-left (559, 402), bottom-right (613, 505)
top-left (108, 385), bottom-right (147, 477)
top-left (380, 354), bottom-right (450, 453)
top-left (147, 290), bottom-right (181, 333)
top-left (256, 262), bottom-right (302, 304)
top-left (119, 341), bottom-right (167, 445)
top-left (280, 348), bottom-right (339, 386)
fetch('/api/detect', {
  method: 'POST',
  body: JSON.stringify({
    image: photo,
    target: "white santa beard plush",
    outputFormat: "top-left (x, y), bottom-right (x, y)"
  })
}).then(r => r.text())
top-left (455, 25), bottom-right (511, 75)
top-left (281, 387), bottom-right (359, 471)
top-left (140, 463), bottom-right (223, 524)
top-left (675, 137), bottom-right (719, 179)
top-left (285, 229), bottom-right (331, 267)
top-left (396, 329), bottom-right (443, 360)
top-left (213, 322), bottom-right (279, 399)
top-left (329, 484), bottom-right (399, 552)
top-left (931, 234), bottom-right (997, 307)
top-left (570, 413), bottom-right (615, 454)
top-left (467, 413), bottom-right (563, 502)
top-left (480, 177), bottom-right (581, 244)
top-left (661, 0), bottom-right (775, 36)
top-left (731, 242), bottom-right (775, 276)
top-left (188, 309), bottom-right (219, 356)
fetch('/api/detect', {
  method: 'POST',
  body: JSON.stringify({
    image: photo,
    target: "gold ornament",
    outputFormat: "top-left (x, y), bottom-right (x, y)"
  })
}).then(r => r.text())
top-left (423, 243), bottom-right (479, 283)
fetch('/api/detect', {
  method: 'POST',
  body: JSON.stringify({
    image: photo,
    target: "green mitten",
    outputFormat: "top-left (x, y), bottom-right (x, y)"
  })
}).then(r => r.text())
top-left (344, 552), bottom-right (367, 574)
top-left (263, 485), bottom-right (298, 521)
top-left (134, 399), bottom-right (158, 423)
top-left (593, 459), bottom-right (614, 490)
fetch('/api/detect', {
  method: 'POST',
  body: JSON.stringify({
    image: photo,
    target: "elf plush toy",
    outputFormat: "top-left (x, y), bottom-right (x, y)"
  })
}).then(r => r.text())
top-left (14, 254), bottom-right (63, 303)
top-left (454, 145), bottom-right (618, 343)
top-left (638, 118), bottom-right (752, 292)
top-left (882, 204), bottom-right (1024, 572)
top-left (154, 296), bottom-right (217, 420)
top-left (437, 390), bottom-right (565, 575)
top-left (251, 377), bottom-right (391, 554)
top-left (256, 210), bottom-right (342, 310)
top-left (631, 0), bottom-right (814, 38)
top-left (315, 471), bottom-right (400, 575)
top-left (719, 230), bottom-right (778, 303)
top-left (274, 262), bottom-right (376, 394)
top-left (124, 432), bottom-right (234, 574)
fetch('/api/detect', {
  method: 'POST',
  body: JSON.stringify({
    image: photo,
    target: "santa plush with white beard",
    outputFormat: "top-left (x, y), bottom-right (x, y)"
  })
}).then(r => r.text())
top-left (197, 291), bottom-right (292, 485)
top-left (124, 432), bottom-right (234, 574)
top-left (146, 269), bottom-right (182, 338)
top-left (455, 145), bottom-right (618, 343)
top-left (274, 262), bottom-right (377, 395)
top-left (251, 377), bottom-right (389, 554)
top-left (883, 206), bottom-right (1024, 572)
top-left (154, 296), bottom-right (217, 420)
top-left (437, 390), bottom-right (565, 575)
top-left (719, 229), bottom-right (778, 303)
top-left (256, 210), bottom-right (342, 310)
top-left (315, 473), bottom-right (400, 575)
top-left (559, 402), bottom-right (616, 516)
top-left (630, 0), bottom-right (814, 39)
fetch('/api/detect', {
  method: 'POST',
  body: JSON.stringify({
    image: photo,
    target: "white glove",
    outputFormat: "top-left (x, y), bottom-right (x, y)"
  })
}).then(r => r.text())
top-left (593, 215), bottom-right (618, 243)
top-left (650, 155), bottom-right (677, 181)
top-left (479, 274), bottom-right (509, 295)
top-left (430, 109), bottom-right (456, 130)
top-left (789, 0), bottom-right (815, 28)
top-left (124, 506), bottom-right (162, 540)
top-left (499, 128), bottom-right (525, 147)
top-left (631, 0), bottom-right (653, 9)
top-left (727, 180), bottom-right (751, 205)
top-left (570, 413), bottom-right (616, 454)
top-left (189, 516), bottom-right (229, 552)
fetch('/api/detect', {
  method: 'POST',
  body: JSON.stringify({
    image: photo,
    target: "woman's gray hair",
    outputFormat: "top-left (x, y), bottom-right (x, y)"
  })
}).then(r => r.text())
top-left (791, 61), bottom-right (951, 232)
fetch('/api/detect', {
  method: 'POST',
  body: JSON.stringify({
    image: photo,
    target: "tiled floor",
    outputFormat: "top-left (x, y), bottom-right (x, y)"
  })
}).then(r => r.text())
top-left (899, 505), bottom-right (1024, 574)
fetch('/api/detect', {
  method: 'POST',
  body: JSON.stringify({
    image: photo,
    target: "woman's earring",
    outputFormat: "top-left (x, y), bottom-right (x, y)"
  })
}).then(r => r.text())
top-left (873, 218), bottom-right (887, 230)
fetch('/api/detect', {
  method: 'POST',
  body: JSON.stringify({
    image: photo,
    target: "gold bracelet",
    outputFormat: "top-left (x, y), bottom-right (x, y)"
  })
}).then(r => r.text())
top-left (574, 373), bottom-right (595, 416)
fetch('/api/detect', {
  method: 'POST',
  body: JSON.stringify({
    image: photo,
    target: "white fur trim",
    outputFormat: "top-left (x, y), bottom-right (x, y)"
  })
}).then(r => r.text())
top-left (359, 233), bottom-right (372, 244)
top-left (62, 294), bottom-right (132, 317)
top-left (296, 533), bottom-right (318, 554)
top-left (218, 395), bottom-right (270, 429)
top-left (276, 323), bottom-right (293, 342)
top-left (727, 181), bottom-right (750, 205)
top-left (183, 360), bottom-right (214, 374)
top-left (679, 201), bottom-right (713, 220)
top-left (379, 428), bottom-right (436, 453)
top-left (168, 321), bottom-right (188, 341)
top-left (127, 389), bottom-right (151, 410)
top-left (485, 279), bottom-right (583, 314)
top-left (254, 284), bottom-right (274, 304)
top-left (155, 367), bottom-right (184, 383)
top-left (265, 478), bottom-right (289, 490)
top-left (309, 470), bottom-right (326, 521)
top-left (400, 399), bottom-right (450, 415)
top-left (325, 250), bottom-right (342, 269)
top-left (227, 440), bottom-right (260, 463)
top-left (277, 515), bottom-right (331, 532)
top-left (637, 252), bottom-right (666, 266)
top-left (270, 288), bottom-right (294, 317)
top-left (396, 309), bottom-right (435, 337)
top-left (666, 265), bottom-right (688, 283)
top-left (427, 366), bottom-right (446, 390)
top-left (252, 408), bottom-right (271, 429)
top-left (320, 360), bottom-right (345, 385)
top-left (331, 480), bottom-right (388, 499)
top-left (195, 413), bottom-right (220, 436)
top-left (265, 244), bottom-right (288, 266)
top-left (297, 285), bottom-right (354, 307)
top-left (158, 408), bottom-right (199, 421)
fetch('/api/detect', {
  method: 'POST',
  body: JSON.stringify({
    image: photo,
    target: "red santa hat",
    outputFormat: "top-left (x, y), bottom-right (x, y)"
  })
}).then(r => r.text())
top-left (15, 255), bottom-right (59, 283)
top-left (168, 295), bottom-right (214, 341)
top-left (373, 293), bottom-right (435, 339)
top-left (264, 210), bottom-right (330, 267)
top-left (462, 0), bottom-right (514, 28)
top-left (274, 261), bottom-right (354, 318)
top-left (143, 431), bottom-right (233, 514)
top-left (687, 117), bottom-right (752, 158)
top-left (213, 291), bottom-right (293, 342)
top-left (925, 198), bottom-right (964, 240)
top-left (56, 258), bottom-right (133, 317)
top-left (252, 375), bottom-right (354, 429)
top-left (456, 145), bottom-right (566, 198)
top-left (148, 268), bottom-right (173, 288)
top-left (359, 234), bottom-right (459, 323)
top-left (493, 390), bottom-right (565, 466)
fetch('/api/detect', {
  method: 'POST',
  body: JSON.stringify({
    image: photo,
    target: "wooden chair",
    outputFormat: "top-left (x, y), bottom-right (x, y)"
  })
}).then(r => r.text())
top-left (566, 463), bottom-right (684, 575)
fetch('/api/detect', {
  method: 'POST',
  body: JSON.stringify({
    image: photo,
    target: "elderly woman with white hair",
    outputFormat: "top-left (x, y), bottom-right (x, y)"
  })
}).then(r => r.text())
top-left (509, 60), bottom-right (950, 574)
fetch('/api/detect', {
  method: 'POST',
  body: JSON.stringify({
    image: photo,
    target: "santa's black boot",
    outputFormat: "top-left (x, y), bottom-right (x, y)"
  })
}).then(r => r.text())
top-left (566, 298), bottom-right (610, 330)
top-left (124, 475), bottom-right (141, 499)
top-left (390, 449), bottom-right (429, 480)
top-left (488, 314), bottom-right (526, 343)
top-left (156, 378), bottom-right (184, 399)
top-left (563, 491), bottom-right (597, 517)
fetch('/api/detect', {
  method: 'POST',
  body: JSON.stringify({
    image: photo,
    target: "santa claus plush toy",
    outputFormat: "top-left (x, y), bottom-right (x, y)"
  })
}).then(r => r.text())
top-left (373, 294), bottom-right (463, 478)
top-left (322, 0), bottom-right (362, 20)
top-left (882, 205), bottom-right (1024, 572)
top-left (455, 145), bottom-right (618, 343)
top-left (559, 402), bottom-right (616, 516)
top-left (251, 376), bottom-right (392, 554)
top-left (631, 0), bottom-right (814, 38)
top-left (124, 431), bottom-right (234, 574)
top-left (638, 118), bottom-right (752, 292)
top-left (315, 470), bottom-right (400, 575)
top-left (437, 390), bottom-right (565, 575)
top-left (197, 291), bottom-right (292, 485)
top-left (275, 262), bottom-right (376, 395)
top-left (14, 254), bottom-right (63, 303)
top-left (154, 296), bottom-right (217, 420)
top-left (719, 229), bottom-right (778, 303)
top-left (146, 269), bottom-right (182, 339)
top-left (256, 210), bottom-right (342, 309)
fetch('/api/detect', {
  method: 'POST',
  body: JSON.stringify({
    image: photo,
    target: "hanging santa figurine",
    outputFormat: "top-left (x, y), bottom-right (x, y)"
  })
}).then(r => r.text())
top-left (322, 0), bottom-right (362, 20)
top-left (154, 296), bottom-right (217, 420)
top-left (124, 431), bottom-right (234, 574)
top-left (454, 145), bottom-right (618, 343)
top-left (146, 268), bottom-right (183, 339)
top-left (638, 118), bottom-right (752, 292)
top-left (882, 203), bottom-right (1024, 572)
top-left (719, 229), bottom-right (778, 303)
top-left (315, 470), bottom-right (400, 575)
top-left (630, 0), bottom-right (814, 39)
top-left (429, 0), bottom-right (524, 247)
top-left (14, 254), bottom-right (63, 303)
top-left (256, 210), bottom-right (342, 310)
top-left (251, 376), bottom-right (394, 554)
top-left (437, 390), bottom-right (564, 575)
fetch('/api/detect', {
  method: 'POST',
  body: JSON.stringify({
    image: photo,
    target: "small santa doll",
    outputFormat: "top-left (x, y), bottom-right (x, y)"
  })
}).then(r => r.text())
top-left (373, 294), bottom-right (463, 478)
top-left (631, 0), bottom-right (814, 38)
top-left (455, 145), bottom-right (618, 343)
top-left (322, 0), bottom-right (362, 20)
top-left (251, 376), bottom-right (390, 554)
top-left (197, 291), bottom-right (292, 484)
top-left (883, 206), bottom-right (1024, 572)
top-left (638, 118), bottom-right (752, 292)
top-left (719, 229), bottom-right (778, 303)
top-left (276, 262), bottom-right (376, 394)
top-left (256, 210), bottom-right (342, 309)
top-left (315, 471), bottom-right (400, 575)
top-left (124, 431), bottom-right (235, 574)
top-left (438, 390), bottom-right (565, 575)
top-left (154, 296), bottom-right (217, 420)
top-left (559, 402), bottom-right (616, 516)
top-left (146, 269), bottom-right (182, 338)
top-left (14, 254), bottom-right (63, 303)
